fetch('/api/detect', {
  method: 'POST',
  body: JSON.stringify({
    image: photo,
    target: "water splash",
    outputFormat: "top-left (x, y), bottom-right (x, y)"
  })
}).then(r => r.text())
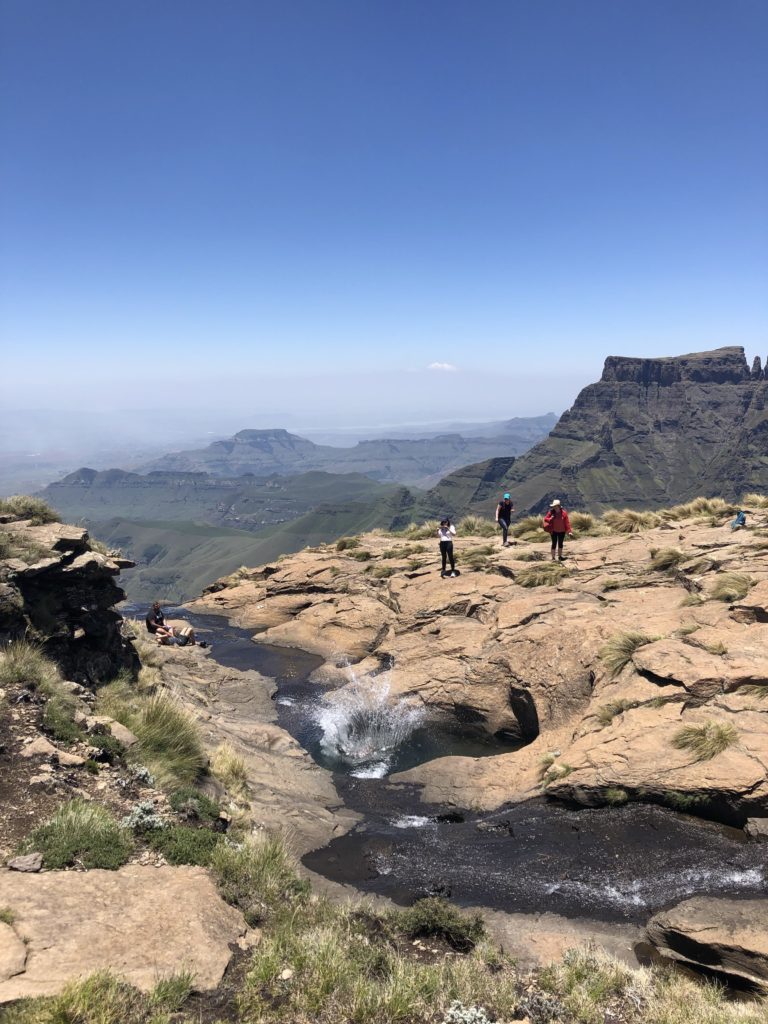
top-left (315, 674), bottom-right (425, 774)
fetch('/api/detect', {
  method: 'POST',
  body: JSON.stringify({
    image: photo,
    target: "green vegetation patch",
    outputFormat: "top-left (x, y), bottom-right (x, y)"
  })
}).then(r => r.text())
top-left (42, 692), bottom-right (83, 745)
top-left (392, 897), bottom-right (484, 953)
top-left (211, 831), bottom-right (310, 926)
top-left (22, 799), bottom-right (132, 870)
top-left (130, 693), bottom-right (207, 790)
top-left (149, 824), bottom-right (221, 866)
top-left (168, 786), bottom-right (221, 823)
top-left (0, 639), bottom-right (60, 692)
top-left (672, 720), bottom-right (738, 761)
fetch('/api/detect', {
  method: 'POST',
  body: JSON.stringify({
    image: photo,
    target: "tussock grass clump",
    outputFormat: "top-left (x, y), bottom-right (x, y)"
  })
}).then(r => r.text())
top-left (370, 564), bottom-right (395, 579)
top-left (23, 799), bottom-right (132, 870)
top-left (457, 515), bottom-right (497, 538)
top-left (336, 536), bottom-right (361, 551)
top-left (515, 562), bottom-right (569, 588)
top-left (661, 496), bottom-right (736, 521)
top-left (42, 692), bottom-right (83, 744)
top-left (395, 520), bottom-right (438, 540)
top-left (510, 515), bottom-right (545, 542)
top-left (132, 693), bottom-right (207, 790)
top-left (680, 592), bottom-right (704, 607)
top-left (603, 787), bottom-right (629, 805)
top-left (348, 549), bottom-right (373, 562)
top-left (211, 742), bottom-right (249, 797)
top-left (595, 699), bottom-right (636, 726)
top-left (211, 831), bottom-right (310, 925)
top-left (602, 508), bottom-right (660, 533)
top-left (382, 543), bottom-right (426, 560)
top-left (709, 571), bottom-right (754, 602)
top-left (541, 762), bottom-right (573, 786)
top-left (743, 492), bottom-right (768, 509)
top-left (568, 511), bottom-right (605, 536)
top-left (599, 631), bottom-right (656, 677)
top-left (168, 786), bottom-right (220, 823)
top-left (649, 547), bottom-right (686, 571)
top-left (0, 494), bottom-right (59, 524)
top-left (392, 897), bottom-right (484, 952)
top-left (672, 720), bottom-right (738, 761)
top-left (0, 639), bottom-right (60, 692)
top-left (515, 550), bottom-right (545, 562)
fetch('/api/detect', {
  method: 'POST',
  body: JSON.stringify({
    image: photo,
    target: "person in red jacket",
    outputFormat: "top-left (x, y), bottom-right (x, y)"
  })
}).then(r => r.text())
top-left (543, 499), bottom-right (572, 561)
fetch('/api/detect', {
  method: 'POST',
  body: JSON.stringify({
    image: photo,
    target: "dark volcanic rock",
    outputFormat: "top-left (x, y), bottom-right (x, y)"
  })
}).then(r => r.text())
top-left (426, 347), bottom-right (768, 517)
top-left (0, 520), bottom-right (137, 684)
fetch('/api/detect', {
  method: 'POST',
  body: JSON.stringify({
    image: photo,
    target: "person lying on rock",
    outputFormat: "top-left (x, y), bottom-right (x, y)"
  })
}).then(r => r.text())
top-left (157, 625), bottom-right (197, 647)
top-left (437, 518), bottom-right (457, 578)
top-left (145, 602), bottom-right (174, 638)
top-left (543, 499), bottom-right (572, 561)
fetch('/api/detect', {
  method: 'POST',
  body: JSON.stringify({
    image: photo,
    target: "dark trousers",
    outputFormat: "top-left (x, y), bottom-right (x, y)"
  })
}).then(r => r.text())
top-left (499, 519), bottom-right (511, 543)
top-left (440, 540), bottom-right (455, 572)
top-left (550, 531), bottom-right (566, 552)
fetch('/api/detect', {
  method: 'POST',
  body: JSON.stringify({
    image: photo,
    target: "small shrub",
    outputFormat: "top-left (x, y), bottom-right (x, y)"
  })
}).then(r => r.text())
top-left (0, 495), bottom-right (58, 524)
top-left (603, 787), bottom-right (629, 805)
top-left (663, 790), bottom-right (706, 811)
top-left (89, 733), bottom-right (127, 764)
top-left (211, 831), bottom-right (309, 925)
top-left (336, 536), bottom-right (360, 551)
top-left (120, 800), bottom-right (167, 832)
top-left (515, 562), bottom-right (569, 588)
top-left (602, 508), bottom-right (660, 533)
top-left (710, 571), bottom-right (754, 602)
top-left (132, 692), bottom-right (207, 790)
top-left (649, 547), bottom-right (685, 571)
top-left (442, 1000), bottom-right (493, 1024)
top-left (595, 699), bottom-right (635, 726)
top-left (169, 785), bottom-right (220, 823)
top-left (671, 720), bottom-right (738, 761)
top-left (150, 824), bottom-right (221, 865)
top-left (24, 799), bottom-right (133, 870)
top-left (0, 907), bottom-right (14, 925)
top-left (393, 897), bottom-right (485, 952)
top-left (598, 631), bottom-right (655, 677)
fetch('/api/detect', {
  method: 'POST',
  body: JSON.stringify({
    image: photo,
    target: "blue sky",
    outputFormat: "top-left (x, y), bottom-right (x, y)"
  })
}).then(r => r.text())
top-left (1, 0), bottom-right (766, 425)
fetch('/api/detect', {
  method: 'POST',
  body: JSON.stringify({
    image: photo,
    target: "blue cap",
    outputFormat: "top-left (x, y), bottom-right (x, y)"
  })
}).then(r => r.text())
top-left (503, 493), bottom-right (510, 499)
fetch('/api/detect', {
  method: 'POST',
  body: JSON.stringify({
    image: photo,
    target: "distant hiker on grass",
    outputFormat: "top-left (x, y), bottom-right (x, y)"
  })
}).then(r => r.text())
top-left (543, 499), bottom-right (572, 561)
top-left (437, 518), bottom-right (457, 578)
top-left (495, 492), bottom-right (515, 547)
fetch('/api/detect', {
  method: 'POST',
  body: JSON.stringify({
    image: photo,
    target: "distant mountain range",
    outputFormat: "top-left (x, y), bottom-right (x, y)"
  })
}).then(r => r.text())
top-left (140, 415), bottom-right (558, 487)
top-left (424, 347), bottom-right (768, 518)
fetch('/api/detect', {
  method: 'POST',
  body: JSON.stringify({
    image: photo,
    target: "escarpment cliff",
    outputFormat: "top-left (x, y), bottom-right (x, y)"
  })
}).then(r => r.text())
top-left (426, 347), bottom-right (768, 518)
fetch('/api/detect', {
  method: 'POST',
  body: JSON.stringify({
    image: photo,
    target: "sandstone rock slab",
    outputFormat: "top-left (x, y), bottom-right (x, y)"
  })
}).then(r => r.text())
top-left (0, 865), bottom-right (247, 1001)
top-left (647, 896), bottom-right (768, 989)
top-left (0, 922), bottom-right (26, 984)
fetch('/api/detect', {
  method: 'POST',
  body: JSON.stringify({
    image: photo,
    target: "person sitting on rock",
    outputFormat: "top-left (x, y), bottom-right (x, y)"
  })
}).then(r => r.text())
top-left (157, 625), bottom-right (197, 647)
top-left (145, 602), bottom-right (174, 638)
top-left (731, 510), bottom-right (747, 531)
top-left (543, 499), bottom-right (572, 561)
top-left (437, 518), bottom-right (457, 578)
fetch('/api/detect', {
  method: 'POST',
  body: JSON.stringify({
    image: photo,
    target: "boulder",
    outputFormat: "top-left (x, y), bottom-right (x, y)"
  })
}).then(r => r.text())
top-left (0, 865), bottom-right (248, 1001)
top-left (6, 853), bottom-right (42, 873)
top-left (647, 896), bottom-right (768, 989)
top-left (19, 737), bottom-right (55, 760)
top-left (745, 818), bottom-right (768, 842)
top-left (85, 715), bottom-right (139, 748)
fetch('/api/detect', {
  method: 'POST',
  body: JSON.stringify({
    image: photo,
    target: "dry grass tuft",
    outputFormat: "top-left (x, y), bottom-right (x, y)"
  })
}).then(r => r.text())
top-left (595, 699), bottom-right (636, 726)
top-left (0, 495), bottom-right (59, 525)
top-left (211, 742), bottom-right (249, 798)
top-left (709, 571), bottom-right (754, 603)
top-left (649, 547), bottom-right (686, 571)
top-left (671, 720), bottom-right (738, 761)
top-left (457, 515), bottom-right (498, 538)
top-left (602, 508), bottom-right (661, 533)
top-left (515, 562), bottom-right (569, 588)
top-left (599, 632), bottom-right (656, 677)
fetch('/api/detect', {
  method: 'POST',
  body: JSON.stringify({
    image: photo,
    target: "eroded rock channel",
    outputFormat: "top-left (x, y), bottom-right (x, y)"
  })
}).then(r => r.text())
top-left (176, 609), bottom-right (766, 926)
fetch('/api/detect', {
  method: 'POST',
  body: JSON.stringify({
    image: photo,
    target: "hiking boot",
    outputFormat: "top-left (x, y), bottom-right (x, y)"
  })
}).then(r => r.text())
top-left (441, 571), bottom-right (446, 578)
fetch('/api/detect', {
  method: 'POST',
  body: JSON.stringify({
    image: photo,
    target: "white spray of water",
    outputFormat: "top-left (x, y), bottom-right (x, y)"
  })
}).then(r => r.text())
top-left (314, 672), bottom-right (425, 774)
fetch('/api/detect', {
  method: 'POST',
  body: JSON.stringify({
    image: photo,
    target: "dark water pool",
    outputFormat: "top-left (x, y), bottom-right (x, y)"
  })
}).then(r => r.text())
top-left (125, 604), bottom-right (768, 923)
